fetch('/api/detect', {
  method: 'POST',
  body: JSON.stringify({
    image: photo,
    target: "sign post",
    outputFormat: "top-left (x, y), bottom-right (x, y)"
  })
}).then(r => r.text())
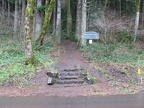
top-left (82, 32), bottom-right (99, 60)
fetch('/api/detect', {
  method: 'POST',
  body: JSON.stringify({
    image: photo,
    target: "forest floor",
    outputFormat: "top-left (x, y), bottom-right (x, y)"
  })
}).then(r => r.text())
top-left (0, 40), bottom-right (144, 96)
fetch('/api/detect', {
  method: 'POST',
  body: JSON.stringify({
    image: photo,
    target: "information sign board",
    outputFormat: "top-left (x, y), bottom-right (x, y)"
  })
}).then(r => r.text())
top-left (82, 32), bottom-right (99, 40)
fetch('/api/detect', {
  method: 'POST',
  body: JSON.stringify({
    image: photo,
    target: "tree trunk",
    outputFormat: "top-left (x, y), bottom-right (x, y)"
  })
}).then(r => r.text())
top-left (35, 0), bottom-right (42, 40)
top-left (14, 0), bottom-right (18, 37)
top-left (20, 0), bottom-right (26, 38)
top-left (55, 0), bottom-right (61, 44)
top-left (134, 0), bottom-right (140, 42)
top-left (81, 0), bottom-right (87, 46)
top-left (52, 3), bottom-right (56, 34)
top-left (7, 0), bottom-right (10, 24)
top-left (24, 0), bottom-right (36, 65)
top-left (66, 0), bottom-right (72, 39)
top-left (2, 0), bottom-right (5, 10)
top-left (142, 0), bottom-right (144, 27)
top-left (36, 0), bottom-right (56, 48)
top-left (76, 0), bottom-right (81, 40)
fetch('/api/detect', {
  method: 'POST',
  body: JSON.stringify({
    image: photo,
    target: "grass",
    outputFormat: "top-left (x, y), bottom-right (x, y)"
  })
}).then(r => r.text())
top-left (0, 35), bottom-right (54, 86)
top-left (81, 42), bottom-right (144, 69)
top-left (81, 41), bottom-right (144, 85)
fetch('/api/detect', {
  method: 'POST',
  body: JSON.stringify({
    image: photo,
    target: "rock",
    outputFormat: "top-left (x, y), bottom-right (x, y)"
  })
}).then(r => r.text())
top-left (46, 64), bottom-right (58, 78)
top-left (85, 75), bottom-right (95, 84)
top-left (46, 70), bottom-right (58, 78)
top-left (47, 77), bottom-right (56, 85)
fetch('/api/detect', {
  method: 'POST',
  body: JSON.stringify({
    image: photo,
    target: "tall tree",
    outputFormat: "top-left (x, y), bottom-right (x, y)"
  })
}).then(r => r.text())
top-left (35, 0), bottom-right (42, 40)
top-left (36, 0), bottom-right (56, 48)
top-left (66, 0), bottom-right (72, 39)
top-left (81, 0), bottom-right (87, 46)
top-left (55, 0), bottom-right (61, 44)
top-left (24, 0), bottom-right (36, 65)
top-left (134, 0), bottom-right (141, 41)
top-left (14, 0), bottom-right (18, 37)
top-left (7, 0), bottom-right (10, 25)
top-left (142, 0), bottom-right (144, 27)
top-left (76, 0), bottom-right (81, 40)
top-left (52, 3), bottom-right (56, 34)
top-left (20, 0), bottom-right (26, 38)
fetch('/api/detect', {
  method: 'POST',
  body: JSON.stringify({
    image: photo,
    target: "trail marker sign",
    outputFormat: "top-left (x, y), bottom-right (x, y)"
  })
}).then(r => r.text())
top-left (82, 32), bottom-right (99, 40)
top-left (82, 32), bottom-right (99, 60)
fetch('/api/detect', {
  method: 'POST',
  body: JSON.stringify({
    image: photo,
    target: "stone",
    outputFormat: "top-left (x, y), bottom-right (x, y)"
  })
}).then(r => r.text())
top-left (46, 70), bottom-right (58, 78)
top-left (46, 64), bottom-right (58, 78)
top-left (85, 75), bottom-right (95, 84)
top-left (47, 77), bottom-right (56, 85)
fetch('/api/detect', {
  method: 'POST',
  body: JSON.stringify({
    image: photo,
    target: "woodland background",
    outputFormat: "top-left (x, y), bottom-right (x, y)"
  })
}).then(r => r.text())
top-left (0, 0), bottom-right (144, 87)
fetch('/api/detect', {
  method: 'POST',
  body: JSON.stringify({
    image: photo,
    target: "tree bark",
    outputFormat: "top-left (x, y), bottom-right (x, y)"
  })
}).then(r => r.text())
top-left (14, 0), bottom-right (18, 37)
top-left (2, 0), bottom-right (5, 10)
top-left (20, 0), bottom-right (26, 38)
top-left (24, 0), bottom-right (36, 65)
top-left (7, 0), bottom-right (10, 23)
top-left (52, 3), bottom-right (56, 34)
top-left (76, 0), bottom-right (81, 40)
top-left (81, 0), bottom-right (87, 46)
top-left (134, 0), bottom-right (140, 42)
top-left (36, 0), bottom-right (56, 48)
top-left (66, 0), bottom-right (72, 39)
top-left (55, 0), bottom-right (61, 44)
top-left (142, 0), bottom-right (144, 27)
top-left (35, 0), bottom-right (42, 40)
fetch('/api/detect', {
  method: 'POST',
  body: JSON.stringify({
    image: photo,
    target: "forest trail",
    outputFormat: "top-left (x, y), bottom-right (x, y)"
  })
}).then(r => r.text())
top-left (0, 40), bottom-right (143, 96)
top-left (55, 40), bottom-right (94, 86)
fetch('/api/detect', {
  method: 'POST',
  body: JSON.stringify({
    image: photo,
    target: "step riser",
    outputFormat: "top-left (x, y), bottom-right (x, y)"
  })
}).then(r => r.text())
top-left (56, 81), bottom-right (85, 84)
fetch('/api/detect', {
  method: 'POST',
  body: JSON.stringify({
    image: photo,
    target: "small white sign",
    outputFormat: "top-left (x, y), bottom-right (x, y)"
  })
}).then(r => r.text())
top-left (89, 40), bottom-right (92, 44)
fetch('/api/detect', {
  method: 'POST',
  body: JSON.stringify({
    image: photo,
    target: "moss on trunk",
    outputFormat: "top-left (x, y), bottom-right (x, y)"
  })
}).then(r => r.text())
top-left (36, 0), bottom-right (56, 48)
top-left (25, 55), bottom-right (39, 65)
top-left (24, 0), bottom-right (37, 65)
top-left (136, 0), bottom-right (140, 12)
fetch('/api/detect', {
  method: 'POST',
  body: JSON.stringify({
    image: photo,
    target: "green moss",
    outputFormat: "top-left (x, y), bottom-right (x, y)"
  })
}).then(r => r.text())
top-left (25, 0), bottom-right (34, 17)
top-left (35, 0), bottom-right (56, 48)
top-left (25, 55), bottom-right (39, 65)
top-left (136, 0), bottom-right (140, 12)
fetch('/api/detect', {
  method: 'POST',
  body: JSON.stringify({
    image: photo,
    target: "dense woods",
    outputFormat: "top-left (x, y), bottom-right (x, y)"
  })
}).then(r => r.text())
top-left (0, 0), bottom-right (143, 46)
top-left (0, 1), bottom-right (143, 43)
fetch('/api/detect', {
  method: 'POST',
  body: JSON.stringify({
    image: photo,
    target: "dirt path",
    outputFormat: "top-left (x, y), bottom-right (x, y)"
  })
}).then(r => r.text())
top-left (0, 40), bottom-right (143, 96)
top-left (58, 40), bottom-right (86, 69)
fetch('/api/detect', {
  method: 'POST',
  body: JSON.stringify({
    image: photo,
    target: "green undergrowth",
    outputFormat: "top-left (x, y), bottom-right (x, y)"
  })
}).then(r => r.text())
top-left (80, 42), bottom-right (144, 69)
top-left (0, 36), bottom-right (54, 86)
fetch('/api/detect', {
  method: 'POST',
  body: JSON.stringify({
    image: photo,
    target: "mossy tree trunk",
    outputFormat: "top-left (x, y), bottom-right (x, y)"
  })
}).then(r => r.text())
top-left (24, 0), bottom-right (36, 65)
top-left (36, 0), bottom-right (56, 48)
